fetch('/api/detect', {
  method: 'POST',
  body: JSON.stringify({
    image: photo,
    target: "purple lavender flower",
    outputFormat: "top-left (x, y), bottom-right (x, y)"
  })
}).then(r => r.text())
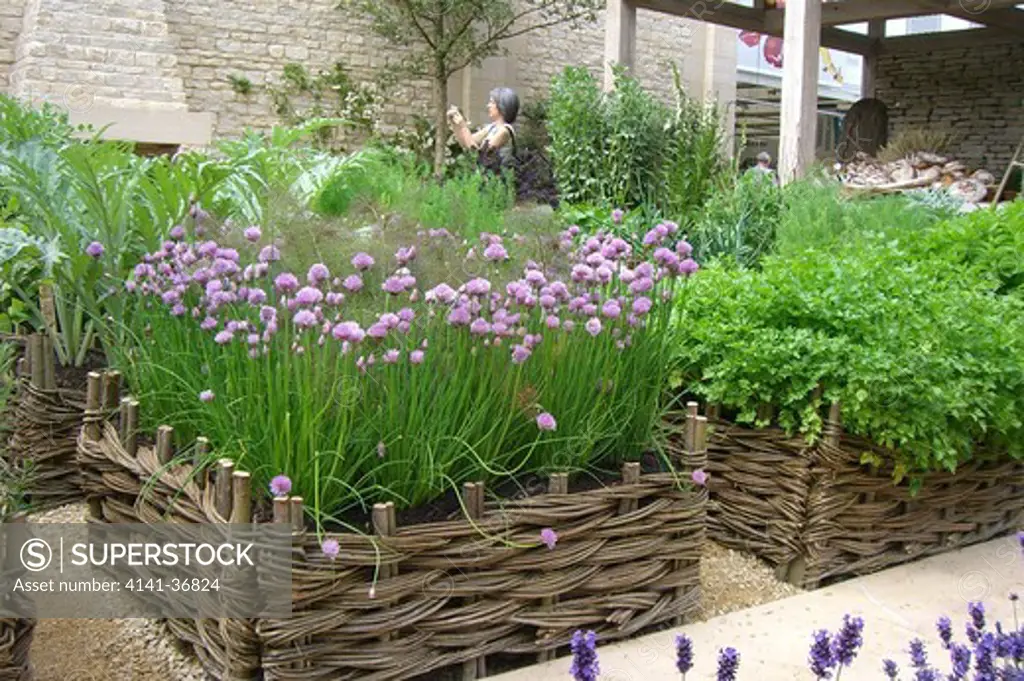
top-left (968, 602), bottom-right (986, 632)
top-left (569, 630), bottom-right (599, 681)
top-left (831, 614), bottom-right (864, 667)
top-left (974, 632), bottom-right (996, 680)
top-left (882, 659), bottom-right (899, 679)
top-left (585, 317), bottom-right (602, 337)
top-left (948, 643), bottom-right (971, 681)
top-left (540, 528), bottom-right (558, 550)
top-left (199, 390), bottom-right (215, 403)
top-left (909, 639), bottom-right (929, 669)
top-left (86, 241), bottom-right (105, 258)
top-left (269, 475), bottom-right (292, 497)
top-left (351, 252), bottom-right (375, 271)
top-left (293, 310), bottom-right (318, 328)
top-left (321, 538), bottom-right (339, 560)
top-left (808, 629), bottom-right (835, 679)
top-left (536, 412), bottom-right (556, 431)
top-left (937, 616), bottom-right (953, 649)
top-left (716, 647), bottom-right (740, 681)
top-left (676, 634), bottom-right (694, 676)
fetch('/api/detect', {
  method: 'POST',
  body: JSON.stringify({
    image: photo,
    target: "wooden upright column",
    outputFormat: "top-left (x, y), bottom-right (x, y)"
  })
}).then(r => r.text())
top-left (779, 0), bottom-right (821, 184)
top-left (861, 19), bottom-right (884, 98)
top-left (603, 0), bottom-right (636, 91)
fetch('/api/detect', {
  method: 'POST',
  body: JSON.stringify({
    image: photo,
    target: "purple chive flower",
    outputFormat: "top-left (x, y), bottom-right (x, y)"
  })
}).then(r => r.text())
top-left (367, 322), bottom-right (389, 339)
top-left (546, 315), bottom-right (560, 330)
top-left (410, 349), bottom-right (424, 364)
top-left (676, 240), bottom-right (693, 256)
top-left (351, 252), bottom-right (374, 270)
top-left (342, 274), bottom-right (363, 292)
top-left (200, 317), bottom-right (218, 331)
top-left (376, 441), bottom-right (386, 458)
top-left (307, 263), bottom-right (330, 284)
top-left (540, 528), bottom-right (558, 550)
top-left (295, 286), bottom-right (324, 306)
top-left (383, 349), bottom-right (400, 364)
top-left (214, 330), bottom-right (234, 344)
top-left (248, 288), bottom-right (267, 305)
top-left (258, 245), bottom-right (281, 262)
top-left (466, 278), bottom-right (492, 296)
top-left (484, 243), bottom-right (508, 261)
top-left (601, 300), bottom-right (621, 319)
top-left (611, 208), bottom-right (624, 224)
top-left (170, 225), bottom-right (186, 240)
top-left (882, 659), bottom-right (899, 679)
top-left (426, 283), bottom-right (457, 304)
top-left (536, 412), bottom-right (557, 431)
top-left (679, 258), bottom-right (700, 276)
top-left (380, 276), bottom-right (404, 294)
top-left (269, 475), bottom-right (292, 497)
top-left (397, 307), bottom-right (415, 323)
top-left (395, 246), bottom-right (416, 265)
top-left (293, 310), bottom-right (318, 328)
top-left (321, 538), bottom-right (340, 560)
top-left (632, 297), bottom-right (653, 316)
top-left (470, 318), bottom-right (491, 336)
top-left (511, 344), bottom-right (532, 364)
top-left (643, 229), bottom-right (661, 247)
top-left (569, 630), bottom-right (599, 681)
top-left (585, 317), bottom-right (602, 337)
top-left (274, 273), bottom-right (299, 292)
top-left (831, 614), bottom-right (864, 667)
top-left (808, 630), bottom-right (835, 679)
top-left (244, 225), bottom-right (262, 242)
top-left (692, 469), bottom-right (708, 486)
top-left (171, 303), bottom-right (187, 316)
top-left (716, 647), bottom-right (740, 681)
top-left (199, 390), bottom-right (215, 403)
top-left (630, 277), bottom-right (654, 294)
top-left (86, 241), bottom-right (105, 258)
top-left (676, 634), bottom-right (694, 676)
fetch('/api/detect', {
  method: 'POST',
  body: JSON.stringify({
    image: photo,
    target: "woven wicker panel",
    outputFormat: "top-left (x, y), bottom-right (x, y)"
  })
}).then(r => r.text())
top-left (802, 433), bottom-right (1024, 586)
top-left (0, 618), bottom-right (33, 681)
top-left (80, 409), bottom-right (705, 681)
top-left (7, 379), bottom-right (87, 510)
top-left (699, 419), bottom-right (814, 569)
top-left (257, 476), bottom-right (705, 681)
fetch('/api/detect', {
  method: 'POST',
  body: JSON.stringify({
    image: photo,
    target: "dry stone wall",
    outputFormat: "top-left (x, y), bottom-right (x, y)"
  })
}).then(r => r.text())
top-left (0, 0), bottom-right (27, 90)
top-left (875, 41), bottom-right (1024, 173)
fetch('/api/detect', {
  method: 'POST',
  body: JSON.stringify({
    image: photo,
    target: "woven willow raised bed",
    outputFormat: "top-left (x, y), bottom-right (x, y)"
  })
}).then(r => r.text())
top-left (5, 334), bottom-right (113, 511)
top-left (685, 403), bottom-right (1024, 589)
top-left (77, 370), bottom-right (709, 681)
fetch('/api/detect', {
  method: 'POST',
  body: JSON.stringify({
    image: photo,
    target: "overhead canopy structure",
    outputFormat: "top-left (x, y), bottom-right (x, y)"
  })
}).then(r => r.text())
top-left (604, 0), bottom-right (1024, 183)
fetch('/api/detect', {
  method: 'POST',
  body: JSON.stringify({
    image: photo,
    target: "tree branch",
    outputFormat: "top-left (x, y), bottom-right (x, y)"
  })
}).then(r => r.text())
top-left (395, 0), bottom-right (437, 50)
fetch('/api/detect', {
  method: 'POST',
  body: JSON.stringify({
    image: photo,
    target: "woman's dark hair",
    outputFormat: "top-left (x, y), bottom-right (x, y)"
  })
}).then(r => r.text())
top-left (489, 87), bottom-right (519, 125)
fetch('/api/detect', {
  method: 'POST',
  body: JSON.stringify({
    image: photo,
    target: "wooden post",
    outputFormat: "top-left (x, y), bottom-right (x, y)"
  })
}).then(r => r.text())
top-left (101, 371), bottom-right (121, 410)
top-left (779, 0), bottom-right (822, 184)
top-left (825, 403), bottom-right (842, 448)
top-left (193, 437), bottom-right (210, 489)
top-left (84, 372), bottom-right (102, 441)
top-left (289, 497), bottom-right (304, 533)
top-left (686, 401), bottom-right (699, 453)
top-left (618, 462), bottom-right (641, 515)
top-left (861, 19), bottom-right (884, 98)
top-left (214, 459), bottom-right (234, 521)
top-left (272, 496), bottom-right (290, 525)
top-left (155, 425), bottom-right (174, 466)
top-left (461, 483), bottom-right (486, 680)
top-left (119, 397), bottom-right (139, 457)
top-left (29, 334), bottom-right (44, 389)
top-left (538, 473), bottom-right (568, 663)
top-left (15, 357), bottom-right (26, 379)
top-left (40, 334), bottom-right (54, 390)
top-left (230, 471), bottom-right (251, 524)
top-left (603, 0), bottom-right (636, 91)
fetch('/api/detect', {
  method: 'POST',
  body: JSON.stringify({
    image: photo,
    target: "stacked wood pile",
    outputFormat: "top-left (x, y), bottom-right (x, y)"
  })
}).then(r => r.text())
top-left (838, 151), bottom-right (999, 204)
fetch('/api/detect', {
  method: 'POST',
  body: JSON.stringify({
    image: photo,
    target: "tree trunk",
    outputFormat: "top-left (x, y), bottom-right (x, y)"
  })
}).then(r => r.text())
top-left (433, 69), bottom-right (448, 179)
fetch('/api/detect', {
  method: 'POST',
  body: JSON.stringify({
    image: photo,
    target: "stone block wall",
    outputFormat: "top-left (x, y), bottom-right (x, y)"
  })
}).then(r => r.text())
top-left (875, 40), bottom-right (1024, 173)
top-left (0, 0), bottom-right (26, 90)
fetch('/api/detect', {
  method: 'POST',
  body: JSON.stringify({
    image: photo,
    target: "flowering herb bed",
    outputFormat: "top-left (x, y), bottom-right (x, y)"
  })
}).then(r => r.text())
top-left (77, 375), bottom-right (709, 681)
top-left (686, 406), bottom-right (1024, 589)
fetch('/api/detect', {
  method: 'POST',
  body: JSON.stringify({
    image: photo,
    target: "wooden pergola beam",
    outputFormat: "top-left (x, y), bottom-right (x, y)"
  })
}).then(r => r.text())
top-left (765, 0), bottom-right (1024, 28)
top-left (630, 0), bottom-right (877, 54)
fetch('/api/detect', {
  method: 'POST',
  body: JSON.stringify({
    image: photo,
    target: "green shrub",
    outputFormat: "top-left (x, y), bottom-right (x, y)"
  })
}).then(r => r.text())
top-left (689, 170), bottom-right (782, 268)
top-left (672, 208), bottom-right (1024, 484)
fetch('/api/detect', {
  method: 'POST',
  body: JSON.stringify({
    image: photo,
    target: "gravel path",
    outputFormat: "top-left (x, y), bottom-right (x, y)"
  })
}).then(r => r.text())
top-left (25, 503), bottom-right (799, 679)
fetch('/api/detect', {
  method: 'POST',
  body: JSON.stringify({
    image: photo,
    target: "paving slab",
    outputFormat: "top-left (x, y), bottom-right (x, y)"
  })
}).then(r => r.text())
top-left (491, 535), bottom-right (1024, 681)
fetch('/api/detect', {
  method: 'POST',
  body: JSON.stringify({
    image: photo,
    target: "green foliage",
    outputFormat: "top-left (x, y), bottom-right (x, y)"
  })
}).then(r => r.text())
top-left (228, 74), bottom-right (253, 95)
top-left (689, 169), bottom-right (782, 268)
top-left (547, 64), bottom-right (729, 224)
top-left (672, 205), bottom-right (1024, 480)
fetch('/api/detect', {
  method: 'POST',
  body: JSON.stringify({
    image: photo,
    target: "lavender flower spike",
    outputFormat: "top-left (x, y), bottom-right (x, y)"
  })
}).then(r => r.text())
top-left (569, 630), bottom-right (599, 681)
top-left (830, 614), bottom-right (864, 668)
top-left (936, 615), bottom-right (953, 649)
top-left (675, 634), bottom-right (694, 677)
top-left (808, 629), bottom-right (835, 679)
top-left (882, 659), bottom-right (899, 679)
top-left (716, 647), bottom-right (740, 681)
